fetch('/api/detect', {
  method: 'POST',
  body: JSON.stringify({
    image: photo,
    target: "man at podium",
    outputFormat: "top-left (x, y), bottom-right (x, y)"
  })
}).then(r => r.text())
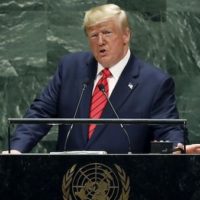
top-left (2, 4), bottom-right (200, 154)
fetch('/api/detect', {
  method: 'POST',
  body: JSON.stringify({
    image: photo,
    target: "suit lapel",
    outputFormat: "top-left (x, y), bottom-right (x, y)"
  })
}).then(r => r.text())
top-left (86, 54), bottom-right (140, 147)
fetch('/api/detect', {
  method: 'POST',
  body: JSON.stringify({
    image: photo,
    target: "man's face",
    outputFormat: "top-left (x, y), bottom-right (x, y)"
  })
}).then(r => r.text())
top-left (86, 19), bottom-right (130, 68)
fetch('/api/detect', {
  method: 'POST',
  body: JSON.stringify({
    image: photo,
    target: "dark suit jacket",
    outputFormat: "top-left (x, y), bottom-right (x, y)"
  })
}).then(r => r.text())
top-left (11, 52), bottom-right (186, 153)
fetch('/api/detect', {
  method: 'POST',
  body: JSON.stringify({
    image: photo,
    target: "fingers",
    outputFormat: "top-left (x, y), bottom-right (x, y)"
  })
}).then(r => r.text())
top-left (186, 144), bottom-right (200, 154)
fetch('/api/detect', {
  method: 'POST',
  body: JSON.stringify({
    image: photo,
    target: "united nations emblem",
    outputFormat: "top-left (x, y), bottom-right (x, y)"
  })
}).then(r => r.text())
top-left (62, 163), bottom-right (130, 200)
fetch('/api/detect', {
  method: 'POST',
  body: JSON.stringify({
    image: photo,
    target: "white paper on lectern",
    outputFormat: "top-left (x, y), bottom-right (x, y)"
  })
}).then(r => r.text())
top-left (49, 151), bottom-right (107, 155)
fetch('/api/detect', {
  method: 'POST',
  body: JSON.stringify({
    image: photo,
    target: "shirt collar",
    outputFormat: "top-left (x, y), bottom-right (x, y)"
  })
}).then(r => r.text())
top-left (96, 49), bottom-right (131, 79)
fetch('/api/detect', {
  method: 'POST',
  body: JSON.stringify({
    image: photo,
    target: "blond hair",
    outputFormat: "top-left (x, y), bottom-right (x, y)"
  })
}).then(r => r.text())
top-left (83, 4), bottom-right (130, 32)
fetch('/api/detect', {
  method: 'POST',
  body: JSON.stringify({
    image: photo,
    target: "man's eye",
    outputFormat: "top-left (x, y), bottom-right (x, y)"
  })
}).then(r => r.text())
top-left (103, 31), bottom-right (112, 35)
top-left (90, 34), bottom-right (98, 38)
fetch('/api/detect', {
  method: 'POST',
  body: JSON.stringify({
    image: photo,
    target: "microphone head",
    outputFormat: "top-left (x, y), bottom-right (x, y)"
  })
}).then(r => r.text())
top-left (82, 78), bottom-right (90, 87)
top-left (98, 84), bottom-right (105, 92)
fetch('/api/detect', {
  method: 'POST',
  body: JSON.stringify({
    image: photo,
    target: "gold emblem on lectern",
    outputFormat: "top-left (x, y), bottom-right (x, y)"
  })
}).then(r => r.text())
top-left (62, 163), bottom-right (130, 200)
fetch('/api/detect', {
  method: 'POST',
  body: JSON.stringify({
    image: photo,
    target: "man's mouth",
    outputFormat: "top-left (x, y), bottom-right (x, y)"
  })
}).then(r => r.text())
top-left (99, 49), bottom-right (106, 55)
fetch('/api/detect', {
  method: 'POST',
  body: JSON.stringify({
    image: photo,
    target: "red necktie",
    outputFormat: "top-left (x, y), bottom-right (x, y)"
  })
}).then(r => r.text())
top-left (88, 68), bottom-right (111, 139)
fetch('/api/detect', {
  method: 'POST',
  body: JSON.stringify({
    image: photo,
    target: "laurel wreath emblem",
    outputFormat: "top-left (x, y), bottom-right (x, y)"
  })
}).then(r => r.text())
top-left (62, 164), bottom-right (76, 200)
top-left (62, 163), bottom-right (130, 200)
top-left (115, 164), bottom-right (130, 200)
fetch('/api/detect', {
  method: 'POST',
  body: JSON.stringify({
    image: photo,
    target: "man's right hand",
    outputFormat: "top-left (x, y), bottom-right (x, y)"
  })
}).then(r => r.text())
top-left (1, 150), bottom-right (22, 154)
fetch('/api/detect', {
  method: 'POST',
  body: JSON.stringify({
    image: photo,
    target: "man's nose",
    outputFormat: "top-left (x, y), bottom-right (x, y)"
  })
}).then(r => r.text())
top-left (97, 33), bottom-right (105, 45)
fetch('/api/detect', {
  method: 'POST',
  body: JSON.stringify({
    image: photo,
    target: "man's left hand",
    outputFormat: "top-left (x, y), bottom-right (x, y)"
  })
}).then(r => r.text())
top-left (186, 144), bottom-right (200, 154)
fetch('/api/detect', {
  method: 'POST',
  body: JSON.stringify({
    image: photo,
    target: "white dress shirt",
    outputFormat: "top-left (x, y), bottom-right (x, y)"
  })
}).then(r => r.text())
top-left (93, 49), bottom-right (131, 97)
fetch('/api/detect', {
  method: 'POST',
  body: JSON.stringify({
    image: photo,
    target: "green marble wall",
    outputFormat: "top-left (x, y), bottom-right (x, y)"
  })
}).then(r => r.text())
top-left (0, 0), bottom-right (200, 152)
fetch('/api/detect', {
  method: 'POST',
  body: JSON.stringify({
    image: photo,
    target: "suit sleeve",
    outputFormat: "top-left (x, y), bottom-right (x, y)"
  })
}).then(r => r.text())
top-left (150, 76), bottom-right (188, 145)
top-left (10, 59), bottom-right (64, 152)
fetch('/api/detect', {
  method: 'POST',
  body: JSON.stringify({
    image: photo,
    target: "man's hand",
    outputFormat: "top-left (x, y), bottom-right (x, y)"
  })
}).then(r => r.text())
top-left (186, 144), bottom-right (200, 154)
top-left (174, 143), bottom-right (200, 154)
top-left (1, 150), bottom-right (22, 154)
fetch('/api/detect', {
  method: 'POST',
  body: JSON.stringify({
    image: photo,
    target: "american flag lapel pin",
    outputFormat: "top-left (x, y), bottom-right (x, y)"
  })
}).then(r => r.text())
top-left (128, 82), bottom-right (134, 90)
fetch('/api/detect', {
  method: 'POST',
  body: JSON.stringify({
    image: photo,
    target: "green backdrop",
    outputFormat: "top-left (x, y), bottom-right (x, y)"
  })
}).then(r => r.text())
top-left (0, 0), bottom-right (200, 152)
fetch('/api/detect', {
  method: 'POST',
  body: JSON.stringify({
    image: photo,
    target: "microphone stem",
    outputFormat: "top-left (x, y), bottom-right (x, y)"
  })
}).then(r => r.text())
top-left (64, 83), bottom-right (87, 151)
top-left (73, 84), bottom-right (87, 118)
top-left (100, 87), bottom-right (132, 154)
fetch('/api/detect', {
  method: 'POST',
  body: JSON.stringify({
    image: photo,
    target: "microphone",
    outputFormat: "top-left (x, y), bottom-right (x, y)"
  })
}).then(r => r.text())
top-left (98, 84), bottom-right (132, 154)
top-left (63, 79), bottom-right (89, 150)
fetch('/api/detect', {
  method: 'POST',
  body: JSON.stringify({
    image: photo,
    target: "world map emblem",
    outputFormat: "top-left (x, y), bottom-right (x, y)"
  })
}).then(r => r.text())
top-left (62, 163), bottom-right (130, 200)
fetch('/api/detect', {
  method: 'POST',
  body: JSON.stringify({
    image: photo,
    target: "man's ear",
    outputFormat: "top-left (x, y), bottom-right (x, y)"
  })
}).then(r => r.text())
top-left (123, 27), bottom-right (131, 45)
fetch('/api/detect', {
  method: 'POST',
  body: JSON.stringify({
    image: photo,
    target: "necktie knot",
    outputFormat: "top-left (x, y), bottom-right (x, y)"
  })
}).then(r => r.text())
top-left (102, 68), bottom-right (111, 79)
